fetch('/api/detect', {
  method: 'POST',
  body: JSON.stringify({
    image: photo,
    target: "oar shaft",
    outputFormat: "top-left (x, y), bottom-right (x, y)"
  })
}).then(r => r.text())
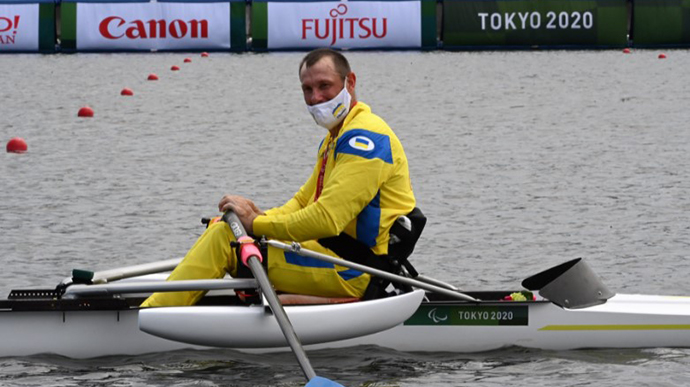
top-left (90, 258), bottom-right (183, 284)
top-left (247, 256), bottom-right (317, 381)
top-left (223, 212), bottom-right (317, 382)
top-left (266, 240), bottom-right (478, 302)
top-left (414, 274), bottom-right (460, 292)
top-left (62, 279), bottom-right (258, 297)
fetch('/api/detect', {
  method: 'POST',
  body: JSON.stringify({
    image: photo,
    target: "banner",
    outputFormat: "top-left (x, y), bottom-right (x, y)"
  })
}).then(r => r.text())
top-left (0, 2), bottom-right (55, 52)
top-left (633, 0), bottom-right (690, 46)
top-left (443, 0), bottom-right (627, 48)
top-left (61, 1), bottom-right (246, 51)
top-left (252, 0), bottom-right (436, 50)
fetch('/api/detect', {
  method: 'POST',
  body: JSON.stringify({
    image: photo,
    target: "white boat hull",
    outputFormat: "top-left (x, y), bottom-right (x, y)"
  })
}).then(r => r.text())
top-left (308, 293), bottom-right (690, 353)
top-left (2, 293), bottom-right (690, 359)
top-left (0, 309), bottom-right (198, 359)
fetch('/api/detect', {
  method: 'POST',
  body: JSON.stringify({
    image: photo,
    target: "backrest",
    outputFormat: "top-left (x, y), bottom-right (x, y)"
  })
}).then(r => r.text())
top-left (388, 207), bottom-right (426, 265)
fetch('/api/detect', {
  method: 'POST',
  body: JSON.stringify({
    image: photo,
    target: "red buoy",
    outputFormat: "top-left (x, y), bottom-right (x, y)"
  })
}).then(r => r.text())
top-left (184, 58), bottom-right (192, 63)
top-left (78, 106), bottom-right (94, 117)
top-left (201, 52), bottom-right (209, 58)
top-left (6, 137), bottom-right (28, 153)
top-left (148, 74), bottom-right (159, 81)
top-left (171, 65), bottom-right (180, 71)
top-left (121, 87), bottom-right (134, 96)
top-left (622, 48), bottom-right (631, 54)
top-left (658, 53), bottom-right (667, 59)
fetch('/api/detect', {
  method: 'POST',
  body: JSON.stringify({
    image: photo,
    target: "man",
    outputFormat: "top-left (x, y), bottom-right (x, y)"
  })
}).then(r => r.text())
top-left (142, 48), bottom-right (416, 307)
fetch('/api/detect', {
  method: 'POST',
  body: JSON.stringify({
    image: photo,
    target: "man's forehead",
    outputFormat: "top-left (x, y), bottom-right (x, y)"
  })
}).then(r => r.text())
top-left (300, 56), bottom-right (338, 79)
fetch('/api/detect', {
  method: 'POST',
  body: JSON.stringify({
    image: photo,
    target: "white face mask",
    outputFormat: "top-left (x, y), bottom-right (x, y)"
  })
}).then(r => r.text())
top-left (306, 81), bottom-right (352, 130)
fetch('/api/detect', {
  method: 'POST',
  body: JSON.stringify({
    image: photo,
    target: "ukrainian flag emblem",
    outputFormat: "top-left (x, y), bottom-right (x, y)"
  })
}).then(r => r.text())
top-left (348, 136), bottom-right (375, 151)
top-left (332, 103), bottom-right (346, 118)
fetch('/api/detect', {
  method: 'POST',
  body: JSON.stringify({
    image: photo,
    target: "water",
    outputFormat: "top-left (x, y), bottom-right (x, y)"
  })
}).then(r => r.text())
top-left (1, 50), bottom-right (690, 386)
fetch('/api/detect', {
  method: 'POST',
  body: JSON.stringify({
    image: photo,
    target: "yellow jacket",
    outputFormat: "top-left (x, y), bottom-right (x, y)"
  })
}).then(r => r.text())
top-left (253, 102), bottom-right (416, 256)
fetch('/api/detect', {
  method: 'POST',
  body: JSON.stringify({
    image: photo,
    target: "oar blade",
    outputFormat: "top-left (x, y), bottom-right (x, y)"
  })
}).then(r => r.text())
top-left (305, 376), bottom-right (345, 387)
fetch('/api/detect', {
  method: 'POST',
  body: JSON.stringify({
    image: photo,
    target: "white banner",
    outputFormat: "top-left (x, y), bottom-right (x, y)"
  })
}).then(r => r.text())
top-left (76, 2), bottom-right (231, 51)
top-left (267, 1), bottom-right (421, 49)
top-left (0, 4), bottom-right (39, 52)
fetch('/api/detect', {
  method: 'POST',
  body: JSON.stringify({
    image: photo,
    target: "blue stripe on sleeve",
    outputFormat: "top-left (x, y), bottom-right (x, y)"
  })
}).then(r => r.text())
top-left (335, 129), bottom-right (392, 164)
top-left (356, 191), bottom-right (381, 248)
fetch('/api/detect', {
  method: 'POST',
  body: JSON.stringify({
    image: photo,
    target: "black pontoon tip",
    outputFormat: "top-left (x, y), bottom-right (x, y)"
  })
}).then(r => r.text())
top-left (522, 258), bottom-right (614, 309)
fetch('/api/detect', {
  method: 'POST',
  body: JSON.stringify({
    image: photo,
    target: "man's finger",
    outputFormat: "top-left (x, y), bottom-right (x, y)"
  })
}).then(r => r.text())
top-left (219, 195), bottom-right (237, 212)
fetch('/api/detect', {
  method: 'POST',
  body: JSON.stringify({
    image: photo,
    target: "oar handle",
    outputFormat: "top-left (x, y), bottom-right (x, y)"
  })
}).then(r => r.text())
top-left (221, 212), bottom-right (263, 266)
top-left (222, 211), bottom-right (318, 382)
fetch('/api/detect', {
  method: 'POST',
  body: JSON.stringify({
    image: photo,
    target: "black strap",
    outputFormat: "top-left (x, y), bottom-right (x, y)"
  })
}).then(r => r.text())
top-left (317, 233), bottom-right (393, 272)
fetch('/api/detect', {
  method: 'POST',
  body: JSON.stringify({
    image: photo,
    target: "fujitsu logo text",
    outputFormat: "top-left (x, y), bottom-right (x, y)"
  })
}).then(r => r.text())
top-left (99, 17), bottom-right (209, 40)
top-left (301, 4), bottom-right (388, 46)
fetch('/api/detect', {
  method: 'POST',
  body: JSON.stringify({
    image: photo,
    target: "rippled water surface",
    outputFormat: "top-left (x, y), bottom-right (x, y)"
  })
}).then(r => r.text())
top-left (2, 50), bottom-right (690, 386)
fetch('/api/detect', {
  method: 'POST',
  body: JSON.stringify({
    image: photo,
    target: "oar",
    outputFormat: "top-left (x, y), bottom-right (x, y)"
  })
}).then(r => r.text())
top-left (222, 212), bottom-right (344, 387)
top-left (62, 278), bottom-right (258, 297)
top-left (265, 239), bottom-right (479, 302)
top-left (64, 258), bottom-right (183, 286)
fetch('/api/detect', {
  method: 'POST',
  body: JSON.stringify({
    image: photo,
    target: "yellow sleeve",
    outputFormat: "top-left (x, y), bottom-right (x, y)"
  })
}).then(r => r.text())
top-left (254, 129), bottom-right (392, 242)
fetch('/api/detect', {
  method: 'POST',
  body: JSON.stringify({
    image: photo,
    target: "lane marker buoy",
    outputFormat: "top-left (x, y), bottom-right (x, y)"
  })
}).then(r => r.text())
top-left (201, 52), bottom-right (209, 58)
top-left (623, 48), bottom-right (631, 54)
top-left (148, 74), bottom-right (159, 81)
top-left (6, 137), bottom-right (28, 153)
top-left (121, 88), bottom-right (134, 96)
top-left (78, 106), bottom-right (94, 117)
top-left (184, 58), bottom-right (192, 63)
top-left (658, 53), bottom-right (667, 59)
top-left (171, 65), bottom-right (180, 71)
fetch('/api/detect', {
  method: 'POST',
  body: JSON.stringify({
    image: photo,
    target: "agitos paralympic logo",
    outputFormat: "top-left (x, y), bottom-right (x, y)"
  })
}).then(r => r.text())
top-left (98, 16), bottom-right (209, 40)
top-left (301, 4), bottom-right (388, 46)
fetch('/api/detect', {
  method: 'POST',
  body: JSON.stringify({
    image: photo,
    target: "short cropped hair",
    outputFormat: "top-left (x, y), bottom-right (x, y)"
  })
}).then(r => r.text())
top-left (299, 48), bottom-right (351, 79)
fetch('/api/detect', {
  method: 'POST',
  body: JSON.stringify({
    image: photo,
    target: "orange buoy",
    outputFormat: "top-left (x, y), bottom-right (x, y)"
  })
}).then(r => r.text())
top-left (658, 53), bottom-right (667, 59)
top-left (184, 58), bottom-right (192, 63)
top-left (171, 65), bottom-right (180, 71)
top-left (622, 48), bottom-right (631, 54)
top-left (201, 52), bottom-right (209, 57)
top-left (148, 73), bottom-right (159, 81)
top-left (121, 87), bottom-right (134, 96)
top-left (78, 106), bottom-right (94, 117)
top-left (6, 137), bottom-right (28, 153)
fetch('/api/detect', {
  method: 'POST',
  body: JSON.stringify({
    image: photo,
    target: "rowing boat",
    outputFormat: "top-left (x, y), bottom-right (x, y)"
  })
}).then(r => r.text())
top-left (1, 257), bottom-right (689, 359)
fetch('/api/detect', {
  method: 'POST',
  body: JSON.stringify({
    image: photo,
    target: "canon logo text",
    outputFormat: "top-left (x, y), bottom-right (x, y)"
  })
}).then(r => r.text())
top-left (98, 16), bottom-right (209, 40)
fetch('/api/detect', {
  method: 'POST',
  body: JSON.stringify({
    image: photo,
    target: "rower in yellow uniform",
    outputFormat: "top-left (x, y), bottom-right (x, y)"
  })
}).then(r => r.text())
top-left (142, 48), bottom-right (417, 307)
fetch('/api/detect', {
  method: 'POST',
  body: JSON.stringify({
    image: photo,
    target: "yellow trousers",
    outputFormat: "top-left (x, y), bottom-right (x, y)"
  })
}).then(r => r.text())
top-left (141, 222), bottom-right (370, 307)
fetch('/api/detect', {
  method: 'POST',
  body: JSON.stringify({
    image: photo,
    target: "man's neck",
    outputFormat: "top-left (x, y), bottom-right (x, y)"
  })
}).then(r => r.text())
top-left (328, 126), bottom-right (341, 138)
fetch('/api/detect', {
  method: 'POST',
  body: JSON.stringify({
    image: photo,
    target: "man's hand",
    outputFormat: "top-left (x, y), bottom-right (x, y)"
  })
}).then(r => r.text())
top-left (218, 195), bottom-right (263, 235)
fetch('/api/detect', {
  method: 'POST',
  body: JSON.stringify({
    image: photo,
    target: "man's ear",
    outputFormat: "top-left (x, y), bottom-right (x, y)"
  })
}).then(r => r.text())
top-left (346, 72), bottom-right (357, 97)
